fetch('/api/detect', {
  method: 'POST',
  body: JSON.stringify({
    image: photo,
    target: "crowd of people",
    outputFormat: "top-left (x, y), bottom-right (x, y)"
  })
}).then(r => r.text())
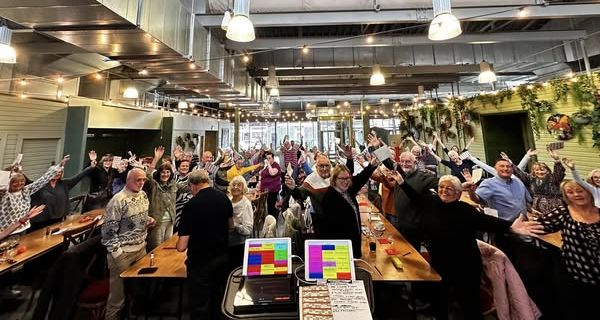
top-left (0, 131), bottom-right (599, 320)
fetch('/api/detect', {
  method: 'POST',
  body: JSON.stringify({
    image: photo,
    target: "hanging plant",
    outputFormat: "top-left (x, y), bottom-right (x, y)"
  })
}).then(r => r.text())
top-left (570, 74), bottom-right (597, 108)
top-left (517, 84), bottom-right (554, 138)
top-left (572, 108), bottom-right (593, 125)
top-left (549, 78), bottom-right (569, 102)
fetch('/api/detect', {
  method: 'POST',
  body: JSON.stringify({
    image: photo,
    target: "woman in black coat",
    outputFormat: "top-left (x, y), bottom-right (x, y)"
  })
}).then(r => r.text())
top-left (320, 158), bottom-right (377, 258)
top-left (390, 172), bottom-right (544, 320)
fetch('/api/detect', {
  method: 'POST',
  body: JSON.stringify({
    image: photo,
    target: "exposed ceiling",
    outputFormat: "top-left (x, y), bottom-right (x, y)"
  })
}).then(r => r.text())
top-left (1, 0), bottom-right (599, 116)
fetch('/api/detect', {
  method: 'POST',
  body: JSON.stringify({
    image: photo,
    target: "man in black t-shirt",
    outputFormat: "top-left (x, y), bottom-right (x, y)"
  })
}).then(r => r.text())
top-left (177, 169), bottom-right (233, 320)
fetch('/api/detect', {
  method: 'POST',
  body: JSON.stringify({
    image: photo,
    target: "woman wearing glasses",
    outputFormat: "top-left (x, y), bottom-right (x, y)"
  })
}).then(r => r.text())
top-left (319, 156), bottom-right (378, 258)
top-left (390, 172), bottom-right (544, 320)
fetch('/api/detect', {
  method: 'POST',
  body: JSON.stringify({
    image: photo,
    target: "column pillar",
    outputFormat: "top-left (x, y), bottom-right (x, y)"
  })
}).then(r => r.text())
top-left (234, 107), bottom-right (240, 151)
top-left (361, 100), bottom-right (370, 142)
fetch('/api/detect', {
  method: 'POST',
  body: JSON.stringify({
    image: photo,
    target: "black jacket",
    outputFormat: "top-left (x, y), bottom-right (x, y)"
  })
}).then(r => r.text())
top-left (320, 164), bottom-right (376, 258)
top-left (31, 167), bottom-right (93, 222)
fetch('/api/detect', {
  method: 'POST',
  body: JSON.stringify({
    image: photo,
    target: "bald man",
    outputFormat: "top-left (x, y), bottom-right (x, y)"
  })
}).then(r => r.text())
top-left (102, 168), bottom-right (156, 320)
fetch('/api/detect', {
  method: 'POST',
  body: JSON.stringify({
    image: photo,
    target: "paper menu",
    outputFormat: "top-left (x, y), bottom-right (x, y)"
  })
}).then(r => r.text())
top-left (372, 147), bottom-right (391, 162)
top-left (0, 170), bottom-right (10, 189)
top-left (299, 281), bottom-right (372, 320)
top-left (299, 284), bottom-right (333, 320)
top-left (471, 168), bottom-right (483, 184)
top-left (111, 156), bottom-right (122, 169)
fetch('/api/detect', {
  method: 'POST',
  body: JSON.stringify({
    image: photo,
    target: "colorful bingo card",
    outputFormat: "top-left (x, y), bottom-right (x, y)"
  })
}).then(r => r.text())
top-left (304, 240), bottom-right (356, 281)
top-left (243, 238), bottom-right (292, 276)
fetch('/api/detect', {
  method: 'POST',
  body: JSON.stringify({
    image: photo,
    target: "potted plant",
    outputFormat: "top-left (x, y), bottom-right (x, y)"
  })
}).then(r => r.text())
top-left (572, 108), bottom-right (592, 125)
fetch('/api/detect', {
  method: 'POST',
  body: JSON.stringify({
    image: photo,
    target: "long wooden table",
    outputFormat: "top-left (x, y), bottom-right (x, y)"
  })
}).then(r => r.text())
top-left (0, 209), bottom-right (105, 275)
top-left (121, 234), bottom-right (186, 279)
top-left (356, 194), bottom-right (441, 282)
top-left (459, 192), bottom-right (563, 248)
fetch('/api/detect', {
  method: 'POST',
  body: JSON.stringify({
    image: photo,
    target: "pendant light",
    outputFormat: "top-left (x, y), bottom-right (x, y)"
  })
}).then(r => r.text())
top-left (178, 99), bottom-right (189, 109)
top-left (226, 0), bottom-right (255, 43)
top-left (269, 88), bottom-right (279, 97)
top-left (221, 10), bottom-right (232, 31)
top-left (428, 0), bottom-right (462, 41)
top-left (370, 64), bottom-right (385, 86)
top-left (0, 25), bottom-right (16, 64)
top-left (123, 81), bottom-right (139, 99)
top-left (478, 60), bottom-right (497, 83)
top-left (265, 66), bottom-right (279, 89)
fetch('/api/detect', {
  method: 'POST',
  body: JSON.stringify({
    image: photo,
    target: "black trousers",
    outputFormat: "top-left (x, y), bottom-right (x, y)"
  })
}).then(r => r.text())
top-left (187, 254), bottom-right (228, 320)
top-left (432, 269), bottom-right (483, 320)
top-left (266, 191), bottom-right (279, 218)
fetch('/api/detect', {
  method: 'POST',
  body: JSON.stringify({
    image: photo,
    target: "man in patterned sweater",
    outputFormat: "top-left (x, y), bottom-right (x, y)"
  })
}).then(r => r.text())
top-left (101, 168), bottom-right (156, 320)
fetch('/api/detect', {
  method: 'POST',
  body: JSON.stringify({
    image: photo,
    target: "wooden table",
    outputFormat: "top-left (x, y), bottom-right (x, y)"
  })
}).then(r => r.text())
top-left (356, 194), bottom-right (441, 282)
top-left (121, 234), bottom-right (187, 279)
top-left (0, 209), bottom-right (105, 275)
top-left (460, 192), bottom-right (563, 248)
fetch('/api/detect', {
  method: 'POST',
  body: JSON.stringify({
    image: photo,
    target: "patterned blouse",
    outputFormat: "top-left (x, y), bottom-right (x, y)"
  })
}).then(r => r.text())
top-left (512, 162), bottom-right (565, 216)
top-left (537, 205), bottom-right (600, 285)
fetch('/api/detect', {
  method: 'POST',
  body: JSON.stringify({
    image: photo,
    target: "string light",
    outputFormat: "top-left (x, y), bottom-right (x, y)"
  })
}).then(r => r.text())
top-left (94, 73), bottom-right (103, 80)
top-left (242, 54), bottom-right (250, 63)
top-left (302, 45), bottom-right (309, 54)
top-left (19, 79), bottom-right (27, 86)
top-left (138, 68), bottom-right (148, 76)
top-left (57, 75), bottom-right (64, 84)
top-left (366, 35), bottom-right (374, 43)
top-left (518, 7), bottom-right (529, 19)
top-left (189, 62), bottom-right (196, 69)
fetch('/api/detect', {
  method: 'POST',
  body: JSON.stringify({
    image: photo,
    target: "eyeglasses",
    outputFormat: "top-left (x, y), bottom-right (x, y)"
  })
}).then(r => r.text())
top-left (317, 164), bottom-right (331, 169)
top-left (337, 176), bottom-right (351, 181)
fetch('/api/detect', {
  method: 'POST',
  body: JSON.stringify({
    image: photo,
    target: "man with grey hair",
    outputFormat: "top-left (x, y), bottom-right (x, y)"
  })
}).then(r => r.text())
top-left (102, 168), bottom-right (156, 320)
top-left (393, 151), bottom-right (438, 250)
top-left (177, 169), bottom-right (233, 320)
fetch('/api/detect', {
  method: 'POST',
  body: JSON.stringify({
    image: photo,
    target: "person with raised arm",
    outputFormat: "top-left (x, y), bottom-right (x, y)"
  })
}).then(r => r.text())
top-left (0, 155), bottom-right (69, 232)
top-left (502, 148), bottom-right (566, 217)
top-left (389, 171), bottom-right (543, 320)
top-left (563, 158), bottom-right (600, 208)
top-left (427, 143), bottom-right (476, 183)
top-left (0, 205), bottom-right (45, 241)
top-left (534, 180), bottom-right (599, 319)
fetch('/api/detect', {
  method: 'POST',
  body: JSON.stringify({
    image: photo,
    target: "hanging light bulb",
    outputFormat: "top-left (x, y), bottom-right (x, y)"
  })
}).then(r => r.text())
top-left (226, 0), bottom-right (255, 43)
top-left (265, 66), bottom-right (279, 89)
top-left (221, 9), bottom-right (232, 31)
top-left (138, 68), bottom-right (148, 76)
top-left (269, 88), bottom-right (280, 97)
top-left (302, 45), bottom-right (309, 54)
top-left (178, 100), bottom-right (188, 109)
top-left (428, 0), bottom-right (462, 41)
top-left (0, 26), bottom-right (16, 64)
top-left (123, 85), bottom-right (139, 99)
top-left (242, 54), bottom-right (250, 63)
top-left (478, 60), bottom-right (497, 83)
top-left (370, 64), bottom-right (385, 86)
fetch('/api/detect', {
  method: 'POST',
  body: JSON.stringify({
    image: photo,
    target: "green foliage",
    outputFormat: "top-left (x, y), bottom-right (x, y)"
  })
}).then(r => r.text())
top-left (570, 74), bottom-right (597, 108)
top-left (516, 84), bottom-right (554, 139)
top-left (549, 78), bottom-right (569, 102)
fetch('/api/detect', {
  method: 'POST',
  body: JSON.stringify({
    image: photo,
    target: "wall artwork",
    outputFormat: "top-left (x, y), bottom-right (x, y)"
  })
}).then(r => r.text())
top-left (546, 113), bottom-right (573, 140)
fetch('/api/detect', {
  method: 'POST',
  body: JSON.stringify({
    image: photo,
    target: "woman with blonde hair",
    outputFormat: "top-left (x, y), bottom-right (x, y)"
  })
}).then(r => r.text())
top-left (535, 180), bottom-right (599, 319)
top-left (228, 175), bottom-right (253, 270)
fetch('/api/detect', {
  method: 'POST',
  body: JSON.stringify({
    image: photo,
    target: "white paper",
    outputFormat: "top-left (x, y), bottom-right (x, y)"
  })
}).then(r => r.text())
top-left (372, 147), bottom-right (391, 162)
top-left (0, 170), bottom-right (10, 189)
top-left (471, 168), bottom-right (483, 184)
top-left (483, 207), bottom-right (499, 218)
top-left (459, 151), bottom-right (472, 160)
top-left (12, 154), bottom-right (23, 166)
top-left (286, 162), bottom-right (293, 176)
top-left (327, 281), bottom-right (372, 320)
top-left (112, 156), bottom-right (122, 169)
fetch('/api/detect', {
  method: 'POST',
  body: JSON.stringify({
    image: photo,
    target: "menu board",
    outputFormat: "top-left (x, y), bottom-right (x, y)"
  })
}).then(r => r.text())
top-left (243, 238), bottom-right (292, 276)
top-left (305, 240), bottom-right (355, 281)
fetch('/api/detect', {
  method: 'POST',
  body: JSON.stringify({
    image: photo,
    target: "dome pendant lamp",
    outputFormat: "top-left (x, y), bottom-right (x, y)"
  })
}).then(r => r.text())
top-left (370, 64), bottom-right (385, 86)
top-left (428, 0), bottom-right (462, 41)
top-left (478, 60), bottom-right (497, 83)
top-left (226, 0), bottom-right (255, 42)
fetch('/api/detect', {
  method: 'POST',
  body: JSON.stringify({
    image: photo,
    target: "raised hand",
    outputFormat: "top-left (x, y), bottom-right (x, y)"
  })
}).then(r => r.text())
top-left (526, 149), bottom-right (537, 157)
top-left (173, 145), bottom-right (184, 160)
top-left (88, 150), bottom-right (97, 161)
top-left (284, 175), bottom-right (296, 189)
top-left (461, 168), bottom-right (473, 183)
top-left (499, 152), bottom-right (513, 164)
top-left (563, 158), bottom-right (575, 170)
top-left (341, 144), bottom-right (353, 159)
top-left (26, 205), bottom-right (46, 220)
top-left (367, 134), bottom-right (381, 148)
top-left (59, 155), bottom-right (70, 167)
top-left (128, 151), bottom-right (137, 163)
top-left (369, 154), bottom-right (380, 167)
top-left (511, 215), bottom-right (545, 237)
top-left (547, 148), bottom-right (560, 161)
top-left (154, 146), bottom-right (165, 159)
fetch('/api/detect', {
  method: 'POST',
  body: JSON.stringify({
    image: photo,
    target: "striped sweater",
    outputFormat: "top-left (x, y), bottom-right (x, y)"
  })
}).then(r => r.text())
top-left (101, 188), bottom-right (150, 258)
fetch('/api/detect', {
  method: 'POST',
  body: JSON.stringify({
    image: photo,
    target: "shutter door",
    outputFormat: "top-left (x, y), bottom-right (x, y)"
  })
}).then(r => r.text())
top-left (20, 138), bottom-right (60, 180)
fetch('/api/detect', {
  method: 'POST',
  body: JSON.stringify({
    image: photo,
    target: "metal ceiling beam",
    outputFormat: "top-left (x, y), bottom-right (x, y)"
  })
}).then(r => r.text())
top-left (252, 65), bottom-right (535, 77)
top-left (197, 4), bottom-right (600, 27)
top-left (226, 30), bottom-right (586, 50)
top-left (278, 77), bottom-right (459, 87)
top-left (279, 85), bottom-right (438, 96)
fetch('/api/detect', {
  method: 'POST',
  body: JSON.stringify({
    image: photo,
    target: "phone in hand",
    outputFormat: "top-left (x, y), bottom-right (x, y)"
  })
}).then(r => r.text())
top-left (547, 141), bottom-right (564, 151)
